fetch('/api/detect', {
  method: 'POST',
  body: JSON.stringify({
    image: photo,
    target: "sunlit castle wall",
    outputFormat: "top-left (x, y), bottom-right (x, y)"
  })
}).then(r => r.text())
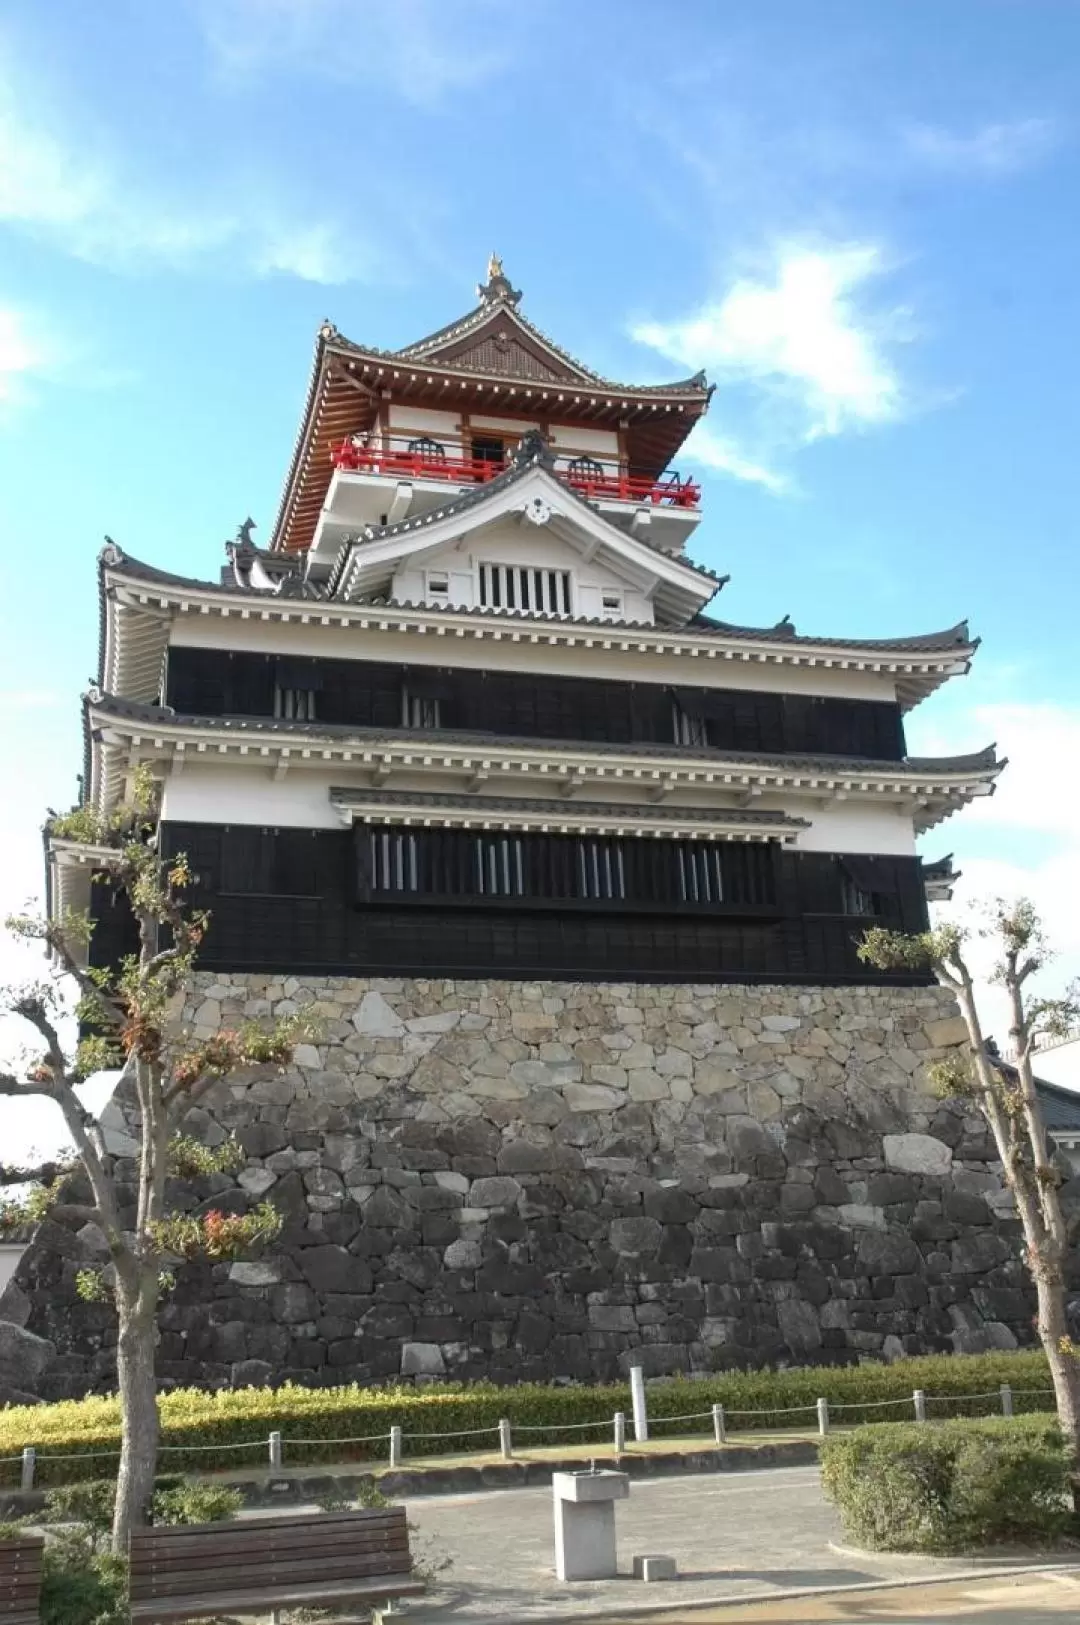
top-left (6, 972), bottom-right (1067, 1399)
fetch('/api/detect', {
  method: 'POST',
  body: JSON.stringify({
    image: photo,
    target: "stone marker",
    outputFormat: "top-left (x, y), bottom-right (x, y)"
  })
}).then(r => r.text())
top-left (552, 1468), bottom-right (630, 1581)
top-left (633, 1554), bottom-right (678, 1582)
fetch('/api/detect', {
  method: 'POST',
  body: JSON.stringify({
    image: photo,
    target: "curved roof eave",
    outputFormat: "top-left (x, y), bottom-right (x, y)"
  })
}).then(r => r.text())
top-left (85, 690), bottom-right (1005, 782)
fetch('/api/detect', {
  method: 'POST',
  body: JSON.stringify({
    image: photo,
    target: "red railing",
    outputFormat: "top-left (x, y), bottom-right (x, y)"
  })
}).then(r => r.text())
top-left (331, 440), bottom-right (700, 509)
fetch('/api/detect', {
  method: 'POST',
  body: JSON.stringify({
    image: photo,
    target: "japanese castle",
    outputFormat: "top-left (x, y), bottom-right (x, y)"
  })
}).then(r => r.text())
top-left (60, 257), bottom-right (1000, 985)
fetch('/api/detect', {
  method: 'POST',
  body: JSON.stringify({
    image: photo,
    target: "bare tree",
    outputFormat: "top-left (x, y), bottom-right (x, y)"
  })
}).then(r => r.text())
top-left (0, 771), bottom-right (311, 1551)
top-left (859, 900), bottom-right (1080, 1470)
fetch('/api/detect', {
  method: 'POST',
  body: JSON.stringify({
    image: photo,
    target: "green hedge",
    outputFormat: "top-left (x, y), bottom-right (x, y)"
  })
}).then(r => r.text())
top-left (821, 1415), bottom-right (1074, 1552)
top-left (0, 1350), bottom-right (1054, 1487)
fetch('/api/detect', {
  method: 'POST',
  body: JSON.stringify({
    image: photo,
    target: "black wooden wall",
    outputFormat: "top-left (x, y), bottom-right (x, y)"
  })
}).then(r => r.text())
top-left (165, 648), bottom-right (906, 761)
top-left (136, 821), bottom-right (931, 985)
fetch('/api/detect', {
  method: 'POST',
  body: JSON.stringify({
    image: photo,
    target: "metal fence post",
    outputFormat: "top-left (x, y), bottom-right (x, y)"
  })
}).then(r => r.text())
top-left (630, 1365), bottom-right (649, 1443)
top-left (389, 1426), bottom-right (403, 1468)
top-left (498, 1418), bottom-right (513, 1461)
top-left (268, 1431), bottom-right (282, 1471)
top-left (712, 1404), bottom-right (726, 1446)
top-left (913, 1390), bottom-right (927, 1424)
top-left (1000, 1383), bottom-right (1014, 1418)
top-left (613, 1411), bottom-right (626, 1455)
top-left (20, 1448), bottom-right (35, 1492)
top-left (816, 1397), bottom-right (829, 1436)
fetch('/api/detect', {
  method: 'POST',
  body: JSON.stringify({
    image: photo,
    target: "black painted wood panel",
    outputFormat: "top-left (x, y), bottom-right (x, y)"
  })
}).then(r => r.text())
top-left (140, 822), bottom-right (931, 985)
top-left (165, 649), bottom-right (906, 761)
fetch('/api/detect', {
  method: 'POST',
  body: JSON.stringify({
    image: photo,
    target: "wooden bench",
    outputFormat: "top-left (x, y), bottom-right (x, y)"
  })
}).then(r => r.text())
top-left (129, 1507), bottom-right (423, 1622)
top-left (0, 1535), bottom-right (43, 1625)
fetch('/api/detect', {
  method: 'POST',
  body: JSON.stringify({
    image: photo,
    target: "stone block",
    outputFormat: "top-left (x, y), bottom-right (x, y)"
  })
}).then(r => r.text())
top-left (353, 991), bottom-right (405, 1036)
top-left (228, 1260), bottom-right (280, 1287)
top-left (469, 1175), bottom-right (522, 1208)
top-left (926, 1015), bottom-right (968, 1048)
top-left (0, 1322), bottom-right (54, 1391)
top-left (401, 1341), bottom-right (446, 1377)
top-left (633, 1554), bottom-right (678, 1581)
top-left (883, 1133), bottom-right (953, 1176)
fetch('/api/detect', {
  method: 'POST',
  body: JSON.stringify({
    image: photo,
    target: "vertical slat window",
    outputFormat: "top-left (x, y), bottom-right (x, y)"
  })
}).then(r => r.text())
top-left (672, 701), bottom-right (708, 748)
top-left (675, 842), bottom-right (725, 905)
top-left (474, 836), bottom-right (525, 897)
top-left (274, 685), bottom-right (317, 721)
top-left (574, 838), bottom-right (626, 900)
top-left (478, 564), bottom-right (572, 616)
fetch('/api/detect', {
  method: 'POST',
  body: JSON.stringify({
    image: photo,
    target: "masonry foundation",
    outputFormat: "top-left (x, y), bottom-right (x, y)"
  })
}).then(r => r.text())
top-left (5, 976), bottom-right (1049, 1398)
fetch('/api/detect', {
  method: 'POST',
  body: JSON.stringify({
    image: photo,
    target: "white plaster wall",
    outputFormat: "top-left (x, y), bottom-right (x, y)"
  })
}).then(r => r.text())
top-left (386, 406), bottom-right (462, 438)
top-left (391, 527), bottom-right (654, 622)
top-left (170, 615), bottom-right (905, 703)
top-left (159, 764), bottom-right (919, 856)
top-left (791, 799), bottom-right (917, 855)
top-left (549, 425), bottom-right (620, 457)
top-left (162, 769), bottom-right (347, 829)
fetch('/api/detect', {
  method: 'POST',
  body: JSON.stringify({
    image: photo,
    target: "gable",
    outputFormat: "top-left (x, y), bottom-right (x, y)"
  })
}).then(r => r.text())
top-left (415, 310), bottom-right (596, 384)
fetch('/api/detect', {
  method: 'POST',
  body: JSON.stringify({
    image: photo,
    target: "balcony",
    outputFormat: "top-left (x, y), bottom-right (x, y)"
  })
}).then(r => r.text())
top-left (307, 435), bottom-right (703, 568)
top-left (332, 437), bottom-right (700, 510)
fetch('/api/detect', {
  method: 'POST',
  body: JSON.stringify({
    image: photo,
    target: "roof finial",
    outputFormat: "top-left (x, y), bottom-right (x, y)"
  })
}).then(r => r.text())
top-left (477, 252), bottom-right (521, 308)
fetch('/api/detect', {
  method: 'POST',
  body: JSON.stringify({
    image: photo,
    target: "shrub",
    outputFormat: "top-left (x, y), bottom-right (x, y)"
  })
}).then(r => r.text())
top-left (0, 1349), bottom-right (1055, 1487)
top-left (150, 1481), bottom-right (243, 1526)
top-left (821, 1415), bottom-right (1074, 1552)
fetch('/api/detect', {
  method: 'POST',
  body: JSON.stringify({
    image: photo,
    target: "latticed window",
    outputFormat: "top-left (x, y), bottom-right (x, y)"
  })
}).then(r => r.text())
top-left (478, 563), bottom-right (572, 614)
top-left (407, 435), bottom-right (446, 462)
top-left (567, 454), bottom-right (604, 482)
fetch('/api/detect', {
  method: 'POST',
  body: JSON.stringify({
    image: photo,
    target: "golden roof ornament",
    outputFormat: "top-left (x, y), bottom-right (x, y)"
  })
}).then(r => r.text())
top-left (477, 252), bottom-right (521, 308)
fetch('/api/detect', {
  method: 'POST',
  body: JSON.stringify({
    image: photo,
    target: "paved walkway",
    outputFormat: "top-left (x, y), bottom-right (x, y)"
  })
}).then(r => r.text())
top-left (405, 1466), bottom-right (1080, 1624)
top-left (630, 1570), bottom-right (1080, 1621)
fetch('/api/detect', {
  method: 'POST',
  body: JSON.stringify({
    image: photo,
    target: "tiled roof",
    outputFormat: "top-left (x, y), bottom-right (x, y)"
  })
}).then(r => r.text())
top-left (328, 787), bottom-right (808, 829)
top-left (1036, 1077), bottom-right (1080, 1133)
top-left (690, 614), bottom-right (976, 655)
top-left (87, 690), bottom-right (1002, 780)
top-left (337, 443), bottom-right (725, 587)
top-left (101, 542), bottom-right (977, 658)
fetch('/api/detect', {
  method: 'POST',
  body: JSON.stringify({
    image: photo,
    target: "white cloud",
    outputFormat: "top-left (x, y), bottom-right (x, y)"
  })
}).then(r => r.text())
top-left (0, 306), bottom-right (49, 406)
top-left (681, 421), bottom-right (791, 496)
top-left (195, 0), bottom-right (508, 107)
top-left (905, 117), bottom-right (1058, 177)
top-left (633, 243), bottom-right (907, 450)
top-left (0, 53), bottom-right (369, 283)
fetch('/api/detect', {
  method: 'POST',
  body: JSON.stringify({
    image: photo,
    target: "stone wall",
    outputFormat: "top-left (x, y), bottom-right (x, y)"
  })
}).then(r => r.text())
top-left (9, 974), bottom-right (1054, 1398)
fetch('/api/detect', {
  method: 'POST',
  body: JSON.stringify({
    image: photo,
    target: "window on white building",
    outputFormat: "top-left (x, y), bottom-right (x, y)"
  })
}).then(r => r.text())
top-left (599, 590), bottom-right (623, 621)
top-left (478, 563), bottom-right (572, 615)
top-left (425, 571), bottom-right (450, 603)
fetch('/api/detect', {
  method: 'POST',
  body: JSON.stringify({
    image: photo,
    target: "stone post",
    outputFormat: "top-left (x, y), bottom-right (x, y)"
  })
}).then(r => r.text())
top-left (629, 1365), bottom-right (648, 1443)
top-left (552, 1470), bottom-right (630, 1581)
top-left (816, 1397), bottom-right (829, 1435)
top-left (712, 1403), bottom-right (726, 1445)
top-left (913, 1389), bottom-right (927, 1424)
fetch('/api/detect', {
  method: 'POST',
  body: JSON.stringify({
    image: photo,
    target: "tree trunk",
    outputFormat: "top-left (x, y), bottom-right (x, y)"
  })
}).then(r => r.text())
top-left (1033, 1261), bottom-right (1080, 1516)
top-left (111, 1279), bottom-right (160, 1554)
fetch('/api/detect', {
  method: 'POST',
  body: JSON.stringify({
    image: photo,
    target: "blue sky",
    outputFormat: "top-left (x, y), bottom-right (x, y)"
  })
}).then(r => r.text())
top-left (1, 0), bottom-right (1078, 1146)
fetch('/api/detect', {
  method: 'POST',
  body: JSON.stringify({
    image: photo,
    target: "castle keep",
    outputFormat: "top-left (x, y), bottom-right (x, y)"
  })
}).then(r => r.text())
top-left (17, 259), bottom-right (1034, 1395)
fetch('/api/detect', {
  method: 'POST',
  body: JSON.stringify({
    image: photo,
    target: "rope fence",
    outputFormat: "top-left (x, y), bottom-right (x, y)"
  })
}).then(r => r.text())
top-left (9, 1380), bottom-right (1059, 1490)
